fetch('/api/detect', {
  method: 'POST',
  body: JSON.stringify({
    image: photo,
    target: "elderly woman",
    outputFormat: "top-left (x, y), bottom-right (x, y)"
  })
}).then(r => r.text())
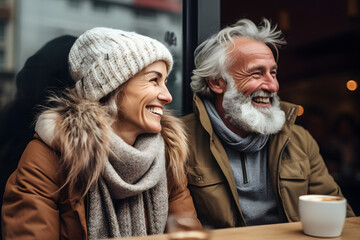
top-left (2, 28), bottom-right (197, 240)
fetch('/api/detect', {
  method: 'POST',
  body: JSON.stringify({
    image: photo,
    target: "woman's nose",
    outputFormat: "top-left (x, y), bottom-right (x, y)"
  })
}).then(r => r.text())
top-left (158, 85), bottom-right (172, 104)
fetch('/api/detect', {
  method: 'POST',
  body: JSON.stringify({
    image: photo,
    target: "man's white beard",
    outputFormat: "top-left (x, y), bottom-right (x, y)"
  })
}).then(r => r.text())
top-left (222, 82), bottom-right (285, 135)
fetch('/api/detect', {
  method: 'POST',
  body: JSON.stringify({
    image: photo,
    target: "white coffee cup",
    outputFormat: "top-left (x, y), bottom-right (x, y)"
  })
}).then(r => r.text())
top-left (298, 195), bottom-right (346, 238)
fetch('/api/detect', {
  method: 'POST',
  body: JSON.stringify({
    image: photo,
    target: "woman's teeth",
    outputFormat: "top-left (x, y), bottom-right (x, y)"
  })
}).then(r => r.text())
top-left (146, 107), bottom-right (163, 116)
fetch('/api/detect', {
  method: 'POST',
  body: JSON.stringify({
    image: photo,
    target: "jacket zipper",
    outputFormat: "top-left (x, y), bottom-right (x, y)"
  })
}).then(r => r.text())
top-left (240, 152), bottom-right (248, 184)
top-left (276, 137), bottom-right (290, 221)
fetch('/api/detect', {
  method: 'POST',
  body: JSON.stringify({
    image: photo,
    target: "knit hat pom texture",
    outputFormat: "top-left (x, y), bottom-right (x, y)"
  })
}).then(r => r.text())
top-left (68, 27), bottom-right (173, 101)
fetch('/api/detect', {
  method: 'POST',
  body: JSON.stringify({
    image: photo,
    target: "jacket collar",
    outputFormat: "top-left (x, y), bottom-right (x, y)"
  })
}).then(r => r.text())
top-left (279, 101), bottom-right (299, 127)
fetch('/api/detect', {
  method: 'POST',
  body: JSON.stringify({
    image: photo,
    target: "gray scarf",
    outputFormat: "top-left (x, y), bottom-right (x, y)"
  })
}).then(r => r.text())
top-left (87, 132), bottom-right (168, 240)
top-left (203, 99), bottom-right (268, 152)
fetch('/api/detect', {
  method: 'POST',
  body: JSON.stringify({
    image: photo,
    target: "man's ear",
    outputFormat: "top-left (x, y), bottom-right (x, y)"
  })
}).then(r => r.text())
top-left (206, 77), bottom-right (227, 94)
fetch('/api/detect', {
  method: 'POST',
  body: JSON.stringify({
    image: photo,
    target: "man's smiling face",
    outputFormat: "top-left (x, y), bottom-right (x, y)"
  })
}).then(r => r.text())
top-left (227, 37), bottom-right (279, 104)
top-left (221, 37), bottom-right (285, 136)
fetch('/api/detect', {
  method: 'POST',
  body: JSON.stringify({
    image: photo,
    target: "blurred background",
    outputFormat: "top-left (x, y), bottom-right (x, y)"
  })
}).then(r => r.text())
top-left (0, 0), bottom-right (184, 110)
top-left (0, 0), bottom-right (359, 223)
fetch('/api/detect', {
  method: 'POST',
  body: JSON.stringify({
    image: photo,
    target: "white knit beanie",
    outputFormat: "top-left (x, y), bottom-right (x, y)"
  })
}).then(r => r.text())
top-left (68, 27), bottom-right (174, 101)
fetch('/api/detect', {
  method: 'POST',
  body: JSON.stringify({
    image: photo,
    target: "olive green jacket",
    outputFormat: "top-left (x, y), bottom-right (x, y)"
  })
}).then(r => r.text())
top-left (183, 94), bottom-right (355, 228)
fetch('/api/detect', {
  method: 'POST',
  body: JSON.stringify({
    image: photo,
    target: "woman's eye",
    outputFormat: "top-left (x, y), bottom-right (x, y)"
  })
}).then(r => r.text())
top-left (150, 78), bottom-right (159, 84)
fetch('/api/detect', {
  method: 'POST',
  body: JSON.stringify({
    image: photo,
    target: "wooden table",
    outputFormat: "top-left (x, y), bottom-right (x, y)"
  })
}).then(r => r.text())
top-left (116, 217), bottom-right (360, 240)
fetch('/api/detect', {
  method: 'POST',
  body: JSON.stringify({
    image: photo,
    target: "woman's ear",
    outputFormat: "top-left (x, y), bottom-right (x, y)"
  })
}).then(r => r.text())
top-left (206, 77), bottom-right (227, 94)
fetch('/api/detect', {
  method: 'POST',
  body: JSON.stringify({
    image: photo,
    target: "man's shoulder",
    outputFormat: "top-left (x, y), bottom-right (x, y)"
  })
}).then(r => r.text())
top-left (181, 112), bottom-right (199, 127)
top-left (181, 112), bottom-right (210, 144)
top-left (276, 116), bottom-right (312, 146)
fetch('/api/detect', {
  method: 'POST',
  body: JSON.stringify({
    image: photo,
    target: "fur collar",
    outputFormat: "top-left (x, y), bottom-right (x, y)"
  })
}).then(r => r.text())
top-left (35, 91), bottom-right (188, 195)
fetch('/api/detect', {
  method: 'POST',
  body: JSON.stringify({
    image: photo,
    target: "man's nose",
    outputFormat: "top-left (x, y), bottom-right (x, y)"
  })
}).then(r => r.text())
top-left (158, 85), bottom-right (173, 104)
top-left (262, 73), bottom-right (279, 92)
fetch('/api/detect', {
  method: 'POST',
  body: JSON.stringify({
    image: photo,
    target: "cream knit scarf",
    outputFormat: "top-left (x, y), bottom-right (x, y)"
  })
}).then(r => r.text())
top-left (87, 132), bottom-right (168, 240)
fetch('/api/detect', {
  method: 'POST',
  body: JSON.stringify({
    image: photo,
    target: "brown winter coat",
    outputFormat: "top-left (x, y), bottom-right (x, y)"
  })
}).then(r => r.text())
top-left (2, 133), bottom-right (197, 240)
top-left (2, 97), bottom-right (197, 240)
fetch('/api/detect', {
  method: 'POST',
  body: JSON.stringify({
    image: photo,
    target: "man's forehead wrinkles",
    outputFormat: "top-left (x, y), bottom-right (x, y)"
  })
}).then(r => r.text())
top-left (247, 62), bottom-right (278, 71)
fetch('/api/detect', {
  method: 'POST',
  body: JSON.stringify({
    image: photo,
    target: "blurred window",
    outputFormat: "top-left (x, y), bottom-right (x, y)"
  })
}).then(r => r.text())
top-left (0, 21), bottom-right (5, 42)
top-left (13, 0), bottom-right (183, 111)
top-left (0, 50), bottom-right (4, 69)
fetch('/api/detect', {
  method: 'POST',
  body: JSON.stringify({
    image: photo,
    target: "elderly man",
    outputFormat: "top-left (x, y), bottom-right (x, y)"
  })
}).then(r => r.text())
top-left (183, 18), bottom-right (355, 228)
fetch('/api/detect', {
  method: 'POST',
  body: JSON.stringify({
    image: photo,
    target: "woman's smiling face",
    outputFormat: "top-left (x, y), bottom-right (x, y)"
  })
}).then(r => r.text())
top-left (112, 60), bottom-right (172, 144)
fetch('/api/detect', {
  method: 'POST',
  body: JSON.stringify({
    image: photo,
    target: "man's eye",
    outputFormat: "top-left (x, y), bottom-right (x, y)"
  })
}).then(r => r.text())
top-left (252, 72), bottom-right (261, 78)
